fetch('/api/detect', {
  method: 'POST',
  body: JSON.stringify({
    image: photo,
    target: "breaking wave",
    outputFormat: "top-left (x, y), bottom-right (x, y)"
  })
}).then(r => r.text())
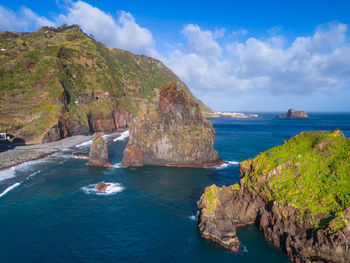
top-left (0, 183), bottom-right (21, 198)
top-left (75, 139), bottom-right (93, 148)
top-left (81, 182), bottom-right (124, 196)
top-left (0, 159), bottom-right (47, 182)
top-left (113, 130), bottom-right (129, 141)
top-left (214, 161), bottom-right (239, 169)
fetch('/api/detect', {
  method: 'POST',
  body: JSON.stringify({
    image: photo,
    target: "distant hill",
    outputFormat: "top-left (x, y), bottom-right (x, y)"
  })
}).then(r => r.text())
top-left (0, 25), bottom-right (211, 143)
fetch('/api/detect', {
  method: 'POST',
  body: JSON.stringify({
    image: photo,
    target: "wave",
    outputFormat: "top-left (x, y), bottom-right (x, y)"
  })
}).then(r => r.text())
top-left (113, 130), bottom-right (129, 141)
top-left (112, 162), bottom-right (122, 168)
top-left (205, 161), bottom-right (239, 170)
top-left (0, 183), bottom-right (21, 198)
top-left (75, 139), bottom-right (93, 148)
top-left (188, 215), bottom-right (197, 221)
top-left (0, 159), bottom-right (48, 182)
top-left (81, 182), bottom-right (124, 196)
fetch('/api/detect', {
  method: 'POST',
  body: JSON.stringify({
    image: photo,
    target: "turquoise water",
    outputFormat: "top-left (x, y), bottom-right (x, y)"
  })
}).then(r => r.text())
top-left (0, 113), bottom-right (349, 263)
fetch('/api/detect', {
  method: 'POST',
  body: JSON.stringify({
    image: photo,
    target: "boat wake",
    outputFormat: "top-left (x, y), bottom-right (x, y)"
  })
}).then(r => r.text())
top-left (113, 130), bottom-right (129, 141)
top-left (81, 182), bottom-right (124, 196)
top-left (0, 183), bottom-right (21, 198)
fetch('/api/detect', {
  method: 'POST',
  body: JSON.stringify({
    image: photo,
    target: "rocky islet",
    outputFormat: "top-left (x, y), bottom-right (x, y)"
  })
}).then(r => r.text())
top-left (197, 129), bottom-right (350, 262)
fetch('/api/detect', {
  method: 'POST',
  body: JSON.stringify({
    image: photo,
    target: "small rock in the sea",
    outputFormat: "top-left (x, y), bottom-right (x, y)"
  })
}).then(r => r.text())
top-left (96, 183), bottom-right (111, 192)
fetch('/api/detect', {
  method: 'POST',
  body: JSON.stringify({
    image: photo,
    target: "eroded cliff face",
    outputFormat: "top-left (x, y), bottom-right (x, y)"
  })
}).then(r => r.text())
top-left (121, 82), bottom-right (223, 167)
top-left (198, 130), bottom-right (350, 263)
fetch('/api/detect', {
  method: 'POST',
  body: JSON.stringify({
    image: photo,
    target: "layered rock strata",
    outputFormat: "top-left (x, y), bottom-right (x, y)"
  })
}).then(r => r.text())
top-left (122, 82), bottom-right (223, 167)
top-left (198, 130), bottom-right (350, 263)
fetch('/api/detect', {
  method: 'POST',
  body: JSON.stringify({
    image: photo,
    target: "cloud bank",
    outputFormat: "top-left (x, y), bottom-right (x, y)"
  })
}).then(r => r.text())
top-left (166, 22), bottom-right (350, 98)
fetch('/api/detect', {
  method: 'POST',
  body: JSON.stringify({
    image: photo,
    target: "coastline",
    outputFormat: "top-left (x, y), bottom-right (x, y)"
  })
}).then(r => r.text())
top-left (0, 133), bottom-right (122, 171)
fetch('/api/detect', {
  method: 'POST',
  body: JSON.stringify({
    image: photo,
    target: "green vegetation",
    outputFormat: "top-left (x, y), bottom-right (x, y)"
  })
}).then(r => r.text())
top-left (0, 25), bottom-right (211, 142)
top-left (242, 129), bottom-right (350, 229)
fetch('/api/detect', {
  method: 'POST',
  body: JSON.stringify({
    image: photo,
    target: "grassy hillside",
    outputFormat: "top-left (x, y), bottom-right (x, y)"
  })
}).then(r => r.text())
top-left (0, 25), bottom-right (211, 143)
top-left (240, 129), bottom-right (350, 231)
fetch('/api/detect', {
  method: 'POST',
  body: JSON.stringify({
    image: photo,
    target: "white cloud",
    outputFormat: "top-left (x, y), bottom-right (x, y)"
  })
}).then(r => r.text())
top-left (0, 6), bottom-right (55, 31)
top-left (166, 23), bottom-right (350, 98)
top-left (181, 24), bottom-right (222, 58)
top-left (56, 1), bottom-right (158, 57)
top-left (0, 1), bottom-right (158, 57)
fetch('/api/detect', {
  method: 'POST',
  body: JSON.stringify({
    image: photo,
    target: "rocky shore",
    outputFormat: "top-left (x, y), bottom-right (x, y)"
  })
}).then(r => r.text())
top-left (0, 134), bottom-right (95, 170)
top-left (197, 129), bottom-right (350, 263)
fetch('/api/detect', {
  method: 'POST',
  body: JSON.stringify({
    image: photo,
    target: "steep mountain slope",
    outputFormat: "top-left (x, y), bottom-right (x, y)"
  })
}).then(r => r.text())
top-left (0, 25), bottom-right (211, 143)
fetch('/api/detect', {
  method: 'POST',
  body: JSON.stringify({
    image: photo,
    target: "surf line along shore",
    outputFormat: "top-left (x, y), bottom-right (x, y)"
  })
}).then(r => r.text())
top-left (0, 132), bottom-right (125, 171)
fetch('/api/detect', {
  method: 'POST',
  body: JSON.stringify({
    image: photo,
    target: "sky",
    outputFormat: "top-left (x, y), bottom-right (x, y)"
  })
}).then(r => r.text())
top-left (1, 0), bottom-right (350, 112)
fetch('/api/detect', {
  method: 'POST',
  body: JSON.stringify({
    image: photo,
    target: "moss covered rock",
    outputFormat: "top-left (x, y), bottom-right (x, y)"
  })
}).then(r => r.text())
top-left (198, 129), bottom-right (350, 262)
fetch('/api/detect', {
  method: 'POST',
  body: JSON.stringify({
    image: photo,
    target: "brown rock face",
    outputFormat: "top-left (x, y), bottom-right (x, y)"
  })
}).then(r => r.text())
top-left (88, 133), bottom-right (112, 167)
top-left (96, 183), bottom-right (111, 192)
top-left (121, 82), bottom-right (223, 167)
top-left (277, 108), bottom-right (309, 118)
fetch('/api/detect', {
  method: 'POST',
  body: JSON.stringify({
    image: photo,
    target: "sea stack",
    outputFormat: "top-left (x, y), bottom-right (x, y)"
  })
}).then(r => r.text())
top-left (197, 129), bottom-right (350, 262)
top-left (122, 82), bottom-right (223, 167)
top-left (88, 133), bottom-right (112, 167)
top-left (277, 108), bottom-right (308, 118)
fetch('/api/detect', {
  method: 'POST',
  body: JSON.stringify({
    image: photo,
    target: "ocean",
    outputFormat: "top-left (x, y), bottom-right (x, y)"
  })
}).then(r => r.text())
top-left (0, 113), bottom-right (349, 263)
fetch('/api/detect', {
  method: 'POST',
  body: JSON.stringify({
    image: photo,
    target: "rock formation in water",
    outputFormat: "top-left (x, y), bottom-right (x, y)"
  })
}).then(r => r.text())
top-left (122, 82), bottom-right (223, 167)
top-left (88, 133), bottom-right (111, 167)
top-left (197, 129), bottom-right (350, 263)
top-left (277, 108), bottom-right (309, 118)
top-left (0, 25), bottom-right (212, 143)
top-left (96, 183), bottom-right (110, 192)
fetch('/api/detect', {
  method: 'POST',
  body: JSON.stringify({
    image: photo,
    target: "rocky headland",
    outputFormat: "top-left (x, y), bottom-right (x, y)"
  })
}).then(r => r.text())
top-left (88, 133), bottom-right (111, 167)
top-left (122, 82), bottom-right (223, 167)
top-left (197, 129), bottom-right (350, 262)
top-left (277, 108), bottom-right (309, 118)
top-left (0, 25), bottom-right (211, 144)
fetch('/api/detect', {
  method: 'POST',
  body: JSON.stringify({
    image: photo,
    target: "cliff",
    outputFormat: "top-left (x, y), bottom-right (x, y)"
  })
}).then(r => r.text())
top-left (277, 108), bottom-right (309, 118)
top-left (122, 82), bottom-right (223, 167)
top-left (198, 129), bottom-right (350, 262)
top-left (0, 25), bottom-right (212, 144)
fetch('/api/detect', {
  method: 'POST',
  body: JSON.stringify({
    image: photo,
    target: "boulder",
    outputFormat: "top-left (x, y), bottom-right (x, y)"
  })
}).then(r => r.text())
top-left (96, 183), bottom-right (111, 192)
top-left (88, 133), bottom-right (112, 167)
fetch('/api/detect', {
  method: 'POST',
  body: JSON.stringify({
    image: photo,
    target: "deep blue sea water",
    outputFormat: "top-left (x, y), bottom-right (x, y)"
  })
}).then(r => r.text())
top-left (0, 113), bottom-right (349, 263)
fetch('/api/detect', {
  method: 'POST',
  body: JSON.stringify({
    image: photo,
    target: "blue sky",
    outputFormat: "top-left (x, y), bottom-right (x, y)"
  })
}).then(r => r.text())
top-left (1, 0), bottom-right (350, 112)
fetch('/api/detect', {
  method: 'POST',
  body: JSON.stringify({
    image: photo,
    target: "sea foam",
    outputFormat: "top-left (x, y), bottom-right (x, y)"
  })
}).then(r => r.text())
top-left (0, 159), bottom-right (47, 182)
top-left (0, 183), bottom-right (21, 198)
top-left (113, 130), bottom-right (129, 141)
top-left (81, 182), bottom-right (124, 196)
top-left (209, 161), bottom-right (239, 169)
